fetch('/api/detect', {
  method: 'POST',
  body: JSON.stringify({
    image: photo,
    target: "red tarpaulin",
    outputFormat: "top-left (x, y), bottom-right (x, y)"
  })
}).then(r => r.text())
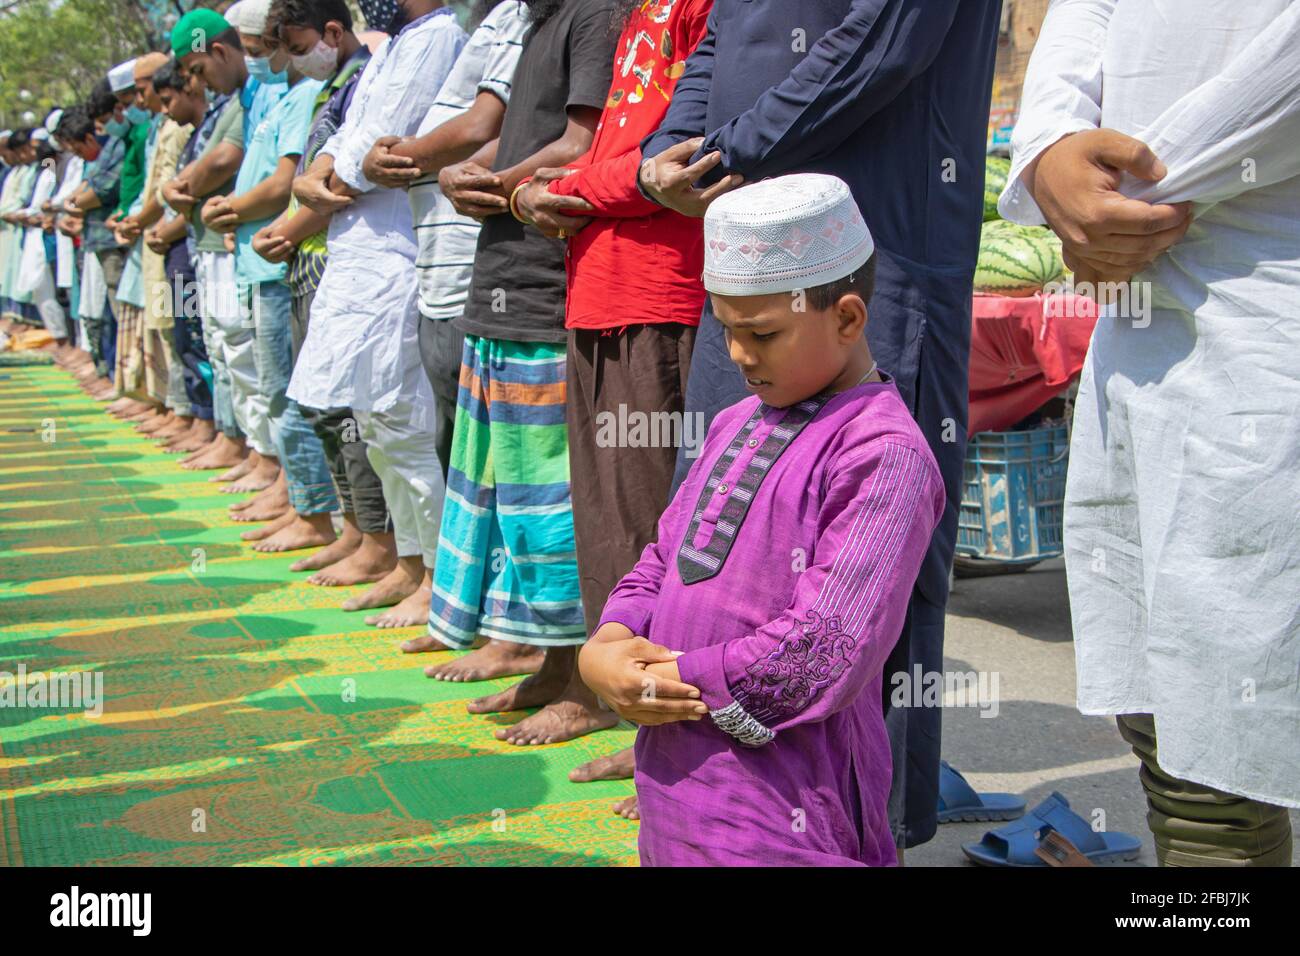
top-left (968, 292), bottom-right (1099, 435)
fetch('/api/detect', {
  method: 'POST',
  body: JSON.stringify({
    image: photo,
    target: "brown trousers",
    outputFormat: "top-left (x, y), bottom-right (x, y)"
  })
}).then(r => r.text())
top-left (566, 323), bottom-right (696, 634)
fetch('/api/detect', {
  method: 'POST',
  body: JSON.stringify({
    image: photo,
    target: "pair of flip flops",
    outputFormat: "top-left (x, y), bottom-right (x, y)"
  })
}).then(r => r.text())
top-left (962, 791), bottom-right (1142, 867)
top-left (939, 763), bottom-right (1140, 866)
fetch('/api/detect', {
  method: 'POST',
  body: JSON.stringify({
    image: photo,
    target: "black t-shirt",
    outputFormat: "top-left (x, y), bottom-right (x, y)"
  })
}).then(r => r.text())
top-left (455, 0), bottom-right (618, 344)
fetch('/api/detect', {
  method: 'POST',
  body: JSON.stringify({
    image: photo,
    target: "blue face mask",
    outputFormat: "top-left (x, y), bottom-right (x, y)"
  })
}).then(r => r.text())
top-left (125, 105), bottom-right (151, 125)
top-left (245, 55), bottom-right (287, 85)
top-left (104, 117), bottom-right (131, 138)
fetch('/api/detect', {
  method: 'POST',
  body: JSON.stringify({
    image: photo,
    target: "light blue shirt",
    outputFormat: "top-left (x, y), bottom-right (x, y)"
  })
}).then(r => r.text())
top-left (240, 77), bottom-right (285, 144)
top-left (234, 76), bottom-right (325, 287)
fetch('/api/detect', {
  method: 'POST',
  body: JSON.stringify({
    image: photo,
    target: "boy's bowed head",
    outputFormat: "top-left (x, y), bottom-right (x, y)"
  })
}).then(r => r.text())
top-left (703, 174), bottom-right (880, 409)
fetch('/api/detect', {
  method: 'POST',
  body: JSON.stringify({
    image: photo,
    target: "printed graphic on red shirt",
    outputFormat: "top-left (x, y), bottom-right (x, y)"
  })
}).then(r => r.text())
top-left (607, 0), bottom-right (690, 112)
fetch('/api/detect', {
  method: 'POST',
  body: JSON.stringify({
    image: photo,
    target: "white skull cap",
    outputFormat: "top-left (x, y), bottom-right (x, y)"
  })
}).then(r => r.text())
top-left (703, 174), bottom-right (875, 297)
top-left (226, 0), bottom-right (273, 35)
top-left (109, 58), bottom-right (139, 93)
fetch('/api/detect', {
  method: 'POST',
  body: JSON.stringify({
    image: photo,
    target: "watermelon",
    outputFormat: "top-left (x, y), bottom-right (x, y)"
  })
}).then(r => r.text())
top-left (974, 220), bottom-right (1065, 296)
top-left (983, 155), bottom-right (1010, 221)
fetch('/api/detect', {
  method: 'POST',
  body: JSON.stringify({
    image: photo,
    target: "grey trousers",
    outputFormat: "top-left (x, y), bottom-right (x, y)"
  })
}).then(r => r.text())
top-left (416, 314), bottom-right (464, 479)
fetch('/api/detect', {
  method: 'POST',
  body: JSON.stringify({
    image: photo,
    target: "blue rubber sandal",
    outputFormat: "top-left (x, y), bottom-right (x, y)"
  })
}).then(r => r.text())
top-left (962, 792), bottom-right (1142, 866)
top-left (937, 761), bottom-right (1027, 823)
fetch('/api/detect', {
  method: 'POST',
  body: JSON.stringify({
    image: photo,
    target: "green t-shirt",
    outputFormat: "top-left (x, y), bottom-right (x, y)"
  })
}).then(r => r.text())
top-left (113, 121), bottom-right (151, 217)
top-left (191, 97), bottom-right (245, 254)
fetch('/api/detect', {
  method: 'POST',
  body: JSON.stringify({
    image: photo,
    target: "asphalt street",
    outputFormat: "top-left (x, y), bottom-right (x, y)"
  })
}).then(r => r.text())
top-left (911, 558), bottom-right (1299, 867)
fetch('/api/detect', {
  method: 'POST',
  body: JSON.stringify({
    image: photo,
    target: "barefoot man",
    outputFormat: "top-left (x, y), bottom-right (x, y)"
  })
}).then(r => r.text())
top-left (419, 0), bottom-right (620, 749)
top-left (288, 0), bottom-right (468, 623)
top-left (633, 0), bottom-right (1001, 841)
top-left (509, 0), bottom-right (716, 794)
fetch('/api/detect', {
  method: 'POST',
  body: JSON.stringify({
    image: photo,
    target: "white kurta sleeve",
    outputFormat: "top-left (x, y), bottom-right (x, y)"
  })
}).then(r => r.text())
top-left (1121, 4), bottom-right (1300, 207)
top-left (22, 167), bottom-right (56, 214)
top-left (52, 157), bottom-right (84, 205)
top-left (330, 25), bottom-right (466, 194)
top-left (997, 0), bottom-right (1117, 225)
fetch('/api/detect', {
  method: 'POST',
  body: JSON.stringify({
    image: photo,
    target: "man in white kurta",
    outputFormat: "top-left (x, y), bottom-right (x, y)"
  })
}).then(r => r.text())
top-left (288, 5), bottom-right (466, 625)
top-left (1001, 0), bottom-right (1298, 865)
top-left (15, 136), bottom-right (68, 340)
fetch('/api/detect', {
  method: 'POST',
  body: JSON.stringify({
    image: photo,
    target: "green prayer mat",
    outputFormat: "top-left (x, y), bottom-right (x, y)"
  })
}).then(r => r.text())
top-left (0, 365), bottom-right (638, 866)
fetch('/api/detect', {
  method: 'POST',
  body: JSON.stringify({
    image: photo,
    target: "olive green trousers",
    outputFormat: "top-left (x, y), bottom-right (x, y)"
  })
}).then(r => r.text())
top-left (1117, 714), bottom-right (1293, 867)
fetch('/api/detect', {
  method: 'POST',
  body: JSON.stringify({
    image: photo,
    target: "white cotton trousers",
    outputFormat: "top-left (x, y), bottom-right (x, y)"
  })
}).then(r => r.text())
top-left (356, 391), bottom-right (445, 566)
top-left (198, 250), bottom-right (272, 456)
top-left (30, 261), bottom-right (67, 340)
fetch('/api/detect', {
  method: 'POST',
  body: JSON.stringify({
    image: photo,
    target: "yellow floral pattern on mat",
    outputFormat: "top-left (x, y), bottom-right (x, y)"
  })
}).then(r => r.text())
top-left (0, 366), bottom-right (638, 866)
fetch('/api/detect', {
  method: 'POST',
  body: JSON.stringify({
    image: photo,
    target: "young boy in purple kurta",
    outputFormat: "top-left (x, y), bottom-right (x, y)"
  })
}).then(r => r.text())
top-left (579, 174), bottom-right (945, 866)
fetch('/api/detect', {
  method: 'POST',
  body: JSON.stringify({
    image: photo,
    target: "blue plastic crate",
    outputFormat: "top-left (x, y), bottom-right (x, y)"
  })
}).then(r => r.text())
top-left (956, 422), bottom-right (1070, 563)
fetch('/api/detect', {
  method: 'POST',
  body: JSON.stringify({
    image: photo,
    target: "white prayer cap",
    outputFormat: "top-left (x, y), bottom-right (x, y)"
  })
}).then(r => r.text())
top-left (226, 0), bottom-right (273, 35)
top-left (108, 58), bottom-right (139, 93)
top-left (44, 110), bottom-right (64, 134)
top-left (703, 174), bottom-right (875, 297)
top-left (32, 128), bottom-right (50, 142)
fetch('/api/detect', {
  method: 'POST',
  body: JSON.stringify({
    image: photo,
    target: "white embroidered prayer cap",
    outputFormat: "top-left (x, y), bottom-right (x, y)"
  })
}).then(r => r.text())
top-left (226, 0), bottom-right (273, 35)
top-left (703, 173), bottom-right (874, 297)
top-left (44, 109), bottom-right (63, 134)
top-left (108, 58), bottom-right (139, 93)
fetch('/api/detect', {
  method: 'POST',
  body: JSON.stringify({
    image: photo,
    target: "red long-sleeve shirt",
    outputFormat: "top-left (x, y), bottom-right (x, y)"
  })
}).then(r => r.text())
top-left (549, 0), bottom-right (713, 330)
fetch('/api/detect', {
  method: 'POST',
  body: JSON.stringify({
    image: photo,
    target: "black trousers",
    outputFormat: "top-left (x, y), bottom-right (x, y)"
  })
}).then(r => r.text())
top-left (169, 268), bottom-right (214, 420)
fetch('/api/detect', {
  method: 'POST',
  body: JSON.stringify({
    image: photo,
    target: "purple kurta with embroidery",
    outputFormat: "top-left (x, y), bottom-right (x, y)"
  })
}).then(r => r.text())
top-left (599, 379), bottom-right (945, 866)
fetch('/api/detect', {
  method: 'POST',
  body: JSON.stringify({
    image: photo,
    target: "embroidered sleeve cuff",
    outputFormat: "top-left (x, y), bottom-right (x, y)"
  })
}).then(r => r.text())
top-left (708, 701), bottom-right (775, 748)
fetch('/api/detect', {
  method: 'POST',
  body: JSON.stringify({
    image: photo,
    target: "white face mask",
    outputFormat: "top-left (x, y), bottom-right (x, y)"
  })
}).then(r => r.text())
top-left (291, 38), bottom-right (338, 81)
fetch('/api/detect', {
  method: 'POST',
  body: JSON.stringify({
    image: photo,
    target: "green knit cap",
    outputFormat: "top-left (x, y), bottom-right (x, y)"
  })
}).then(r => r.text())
top-left (171, 8), bottom-right (232, 58)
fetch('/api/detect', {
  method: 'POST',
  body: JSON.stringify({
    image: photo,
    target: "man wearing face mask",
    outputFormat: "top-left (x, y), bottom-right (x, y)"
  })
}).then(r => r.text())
top-left (168, 11), bottom-right (254, 477)
top-left (175, 5), bottom-right (290, 496)
top-left (198, 0), bottom-right (338, 546)
top-left (107, 53), bottom-right (184, 430)
top-left (114, 52), bottom-right (205, 451)
top-left (146, 60), bottom-right (218, 455)
top-left (356, 0), bottom-right (415, 36)
top-left (101, 60), bottom-right (156, 415)
top-left (66, 80), bottom-right (131, 399)
top-left (288, 0), bottom-right (469, 627)
top-left (248, 0), bottom-right (394, 569)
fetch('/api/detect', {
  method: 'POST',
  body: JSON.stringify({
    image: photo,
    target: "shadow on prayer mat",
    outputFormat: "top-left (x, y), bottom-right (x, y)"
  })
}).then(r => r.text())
top-left (0, 365), bottom-right (638, 866)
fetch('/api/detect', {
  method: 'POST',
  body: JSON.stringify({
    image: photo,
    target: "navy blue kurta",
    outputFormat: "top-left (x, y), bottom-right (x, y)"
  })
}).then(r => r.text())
top-left (643, 0), bottom-right (1002, 848)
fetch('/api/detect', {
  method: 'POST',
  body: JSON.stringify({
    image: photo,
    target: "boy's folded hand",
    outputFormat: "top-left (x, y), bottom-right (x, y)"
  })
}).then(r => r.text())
top-left (579, 637), bottom-right (708, 726)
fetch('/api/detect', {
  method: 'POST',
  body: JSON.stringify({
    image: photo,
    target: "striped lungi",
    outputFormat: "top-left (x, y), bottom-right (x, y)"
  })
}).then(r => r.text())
top-left (143, 328), bottom-right (175, 408)
top-left (113, 302), bottom-right (150, 400)
top-left (427, 335), bottom-right (585, 649)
